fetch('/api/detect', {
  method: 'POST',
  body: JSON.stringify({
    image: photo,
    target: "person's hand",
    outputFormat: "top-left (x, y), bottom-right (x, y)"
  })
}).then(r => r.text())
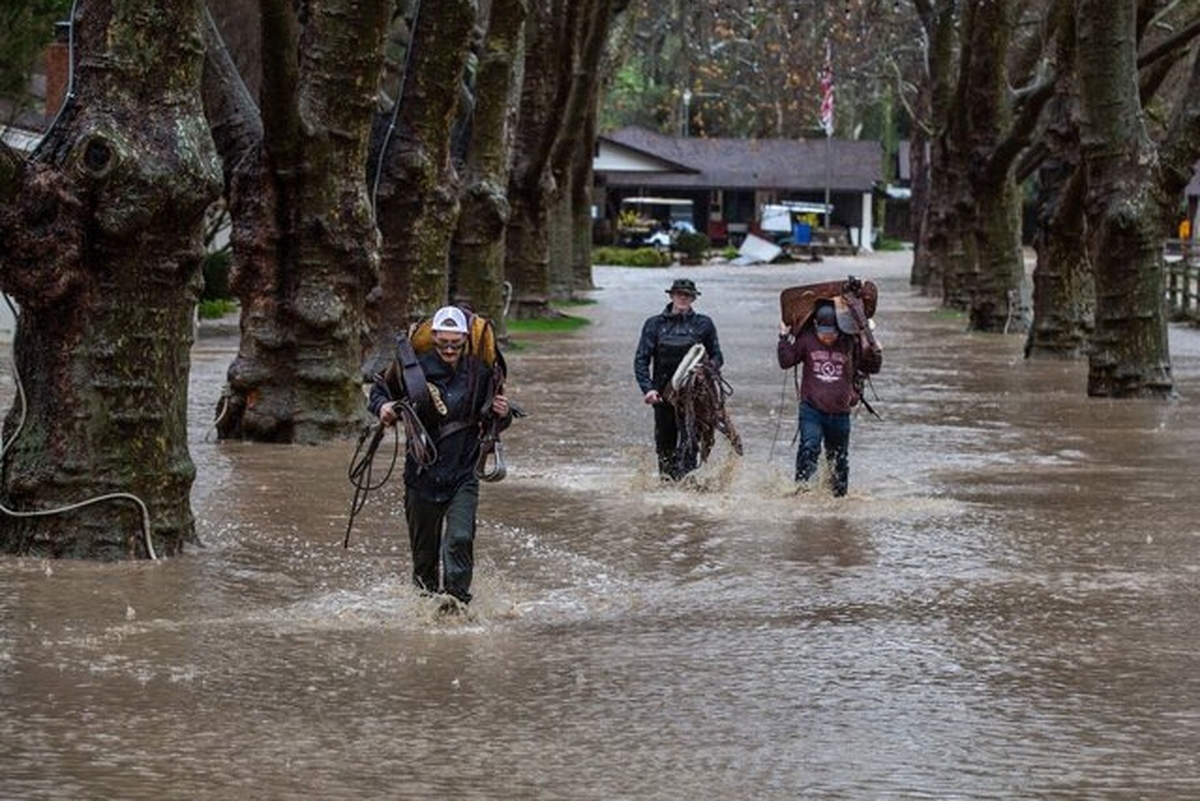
top-left (492, 393), bottom-right (510, 417)
top-left (379, 401), bottom-right (398, 427)
top-left (644, 389), bottom-right (661, 405)
top-left (779, 321), bottom-right (790, 336)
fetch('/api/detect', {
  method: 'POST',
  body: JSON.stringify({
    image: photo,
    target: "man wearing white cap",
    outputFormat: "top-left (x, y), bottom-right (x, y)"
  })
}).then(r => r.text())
top-left (368, 305), bottom-right (511, 609)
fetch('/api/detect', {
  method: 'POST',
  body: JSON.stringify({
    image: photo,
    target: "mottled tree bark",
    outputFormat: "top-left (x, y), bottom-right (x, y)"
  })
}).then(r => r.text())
top-left (211, 0), bottom-right (391, 443)
top-left (0, 0), bottom-right (221, 558)
top-left (569, 100), bottom-right (599, 294)
top-left (1077, 0), bottom-right (1170, 396)
top-left (916, 0), bottom-right (1057, 331)
top-left (911, 0), bottom-right (959, 297)
top-left (1026, 3), bottom-right (1094, 359)
top-left (506, 0), bottom-right (614, 318)
top-left (1027, 162), bottom-right (1093, 358)
top-left (369, 0), bottom-right (476, 369)
top-left (505, 0), bottom-right (568, 319)
top-left (950, 0), bottom-right (1028, 332)
top-left (1078, 0), bottom-right (1200, 395)
top-left (453, 0), bottom-right (527, 334)
top-left (548, 185), bottom-right (573, 300)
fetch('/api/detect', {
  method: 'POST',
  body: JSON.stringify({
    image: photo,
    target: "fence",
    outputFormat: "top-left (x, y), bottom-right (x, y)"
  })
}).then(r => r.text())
top-left (1164, 239), bottom-right (1199, 323)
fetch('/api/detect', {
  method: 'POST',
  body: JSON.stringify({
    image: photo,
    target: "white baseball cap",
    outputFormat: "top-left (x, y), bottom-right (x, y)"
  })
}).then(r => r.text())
top-left (431, 306), bottom-right (469, 333)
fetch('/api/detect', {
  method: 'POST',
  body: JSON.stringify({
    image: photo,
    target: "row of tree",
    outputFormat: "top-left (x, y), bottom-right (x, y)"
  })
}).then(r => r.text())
top-left (907, 0), bottom-right (1200, 401)
top-left (0, 0), bottom-right (623, 558)
top-left (605, 0), bottom-right (1200, 397)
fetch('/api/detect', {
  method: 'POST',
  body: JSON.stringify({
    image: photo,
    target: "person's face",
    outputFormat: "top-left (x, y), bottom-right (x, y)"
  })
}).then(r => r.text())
top-left (817, 329), bottom-right (838, 346)
top-left (432, 332), bottom-right (468, 364)
top-left (670, 291), bottom-right (696, 311)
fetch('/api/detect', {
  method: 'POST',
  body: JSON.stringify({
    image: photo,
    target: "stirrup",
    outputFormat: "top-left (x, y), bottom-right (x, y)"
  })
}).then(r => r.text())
top-left (476, 439), bottom-right (507, 482)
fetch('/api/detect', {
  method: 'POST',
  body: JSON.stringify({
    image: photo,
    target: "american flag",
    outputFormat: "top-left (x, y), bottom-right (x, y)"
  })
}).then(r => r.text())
top-left (819, 44), bottom-right (834, 136)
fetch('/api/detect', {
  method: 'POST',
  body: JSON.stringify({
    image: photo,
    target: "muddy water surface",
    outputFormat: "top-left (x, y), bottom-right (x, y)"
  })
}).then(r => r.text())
top-left (3, 251), bottom-right (1200, 799)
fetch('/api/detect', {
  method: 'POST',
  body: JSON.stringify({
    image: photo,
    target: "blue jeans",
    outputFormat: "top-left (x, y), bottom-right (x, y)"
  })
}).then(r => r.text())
top-left (796, 401), bottom-right (851, 497)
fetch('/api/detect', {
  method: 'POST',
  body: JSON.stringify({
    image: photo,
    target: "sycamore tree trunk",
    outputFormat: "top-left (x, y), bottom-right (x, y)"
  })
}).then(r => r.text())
top-left (210, 0), bottom-right (391, 442)
top-left (923, 130), bottom-right (974, 306)
top-left (908, 84), bottom-right (933, 289)
top-left (549, 0), bottom-right (613, 300)
top-left (368, 0), bottom-right (476, 370)
top-left (505, 0), bottom-right (567, 319)
top-left (911, 0), bottom-right (960, 297)
top-left (453, 0), bottom-right (527, 334)
top-left (917, 0), bottom-right (1056, 328)
top-left (953, 0), bottom-right (1030, 332)
top-left (0, 1), bottom-right (221, 559)
top-left (969, 171), bottom-right (1024, 332)
top-left (569, 100), bottom-right (599, 294)
top-left (1077, 0), bottom-right (1171, 396)
top-left (1026, 7), bottom-right (1094, 359)
top-left (548, 187), bottom-right (573, 299)
top-left (506, 0), bottom-right (615, 318)
top-left (1028, 163), bottom-right (1093, 358)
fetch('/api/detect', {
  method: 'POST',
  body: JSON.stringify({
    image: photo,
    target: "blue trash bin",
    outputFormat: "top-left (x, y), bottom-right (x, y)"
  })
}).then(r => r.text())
top-left (792, 223), bottom-right (812, 245)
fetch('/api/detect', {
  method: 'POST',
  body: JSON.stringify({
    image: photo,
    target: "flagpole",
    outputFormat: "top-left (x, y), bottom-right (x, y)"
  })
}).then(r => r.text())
top-left (824, 131), bottom-right (832, 231)
top-left (821, 41), bottom-right (833, 230)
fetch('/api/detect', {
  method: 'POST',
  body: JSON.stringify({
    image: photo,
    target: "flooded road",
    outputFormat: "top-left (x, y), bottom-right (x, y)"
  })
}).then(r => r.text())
top-left (3, 251), bottom-right (1200, 799)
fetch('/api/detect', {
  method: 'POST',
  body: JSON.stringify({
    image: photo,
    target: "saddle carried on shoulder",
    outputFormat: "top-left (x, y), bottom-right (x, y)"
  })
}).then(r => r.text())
top-left (780, 276), bottom-right (882, 419)
top-left (404, 307), bottom-right (519, 482)
top-left (780, 276), bottom-right (878, 335)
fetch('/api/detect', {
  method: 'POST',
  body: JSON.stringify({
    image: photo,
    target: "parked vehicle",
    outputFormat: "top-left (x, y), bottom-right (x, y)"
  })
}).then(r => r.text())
top-left (617, 197), bottom-right (695, 247)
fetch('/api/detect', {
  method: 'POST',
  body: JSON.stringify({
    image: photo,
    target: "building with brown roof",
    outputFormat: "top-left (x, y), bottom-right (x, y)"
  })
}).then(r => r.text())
top-left (594, 126), bottom-right (884, 251)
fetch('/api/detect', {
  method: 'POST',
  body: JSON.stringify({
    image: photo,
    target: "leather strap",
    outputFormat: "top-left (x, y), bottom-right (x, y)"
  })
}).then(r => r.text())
top-left (434, 419), bottom-right (477, 441)
top-left (395, 333), bottom-right (431, 410)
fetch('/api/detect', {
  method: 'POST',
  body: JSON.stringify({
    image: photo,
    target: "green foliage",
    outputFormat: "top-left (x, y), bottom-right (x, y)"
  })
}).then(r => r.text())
top-left (874, 237), bottom-right (907, 251)
top-left (593, 246), bottom-right (672, 267)
top-left (674, 231), bottom-right (710, 259)
top-left (198, 298), bottom-right (238, 319)
top-left (0, 1), bottom-right (72, 114)
top-left (600, 61), bottom-right (671, 133)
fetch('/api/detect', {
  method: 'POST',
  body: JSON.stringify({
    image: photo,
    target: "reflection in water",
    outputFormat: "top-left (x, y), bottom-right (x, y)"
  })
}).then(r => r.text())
top-left (4, 252), bottom-right (1200, 799)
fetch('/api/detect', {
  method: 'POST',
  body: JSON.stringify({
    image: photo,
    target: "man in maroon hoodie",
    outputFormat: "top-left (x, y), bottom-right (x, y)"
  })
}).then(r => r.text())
top-left (777, 300), bottom-right (882, 496)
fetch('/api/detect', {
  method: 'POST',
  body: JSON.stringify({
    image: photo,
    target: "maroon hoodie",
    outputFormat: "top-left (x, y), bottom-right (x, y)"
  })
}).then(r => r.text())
top-left (777, 327), bottom-right (882, 414)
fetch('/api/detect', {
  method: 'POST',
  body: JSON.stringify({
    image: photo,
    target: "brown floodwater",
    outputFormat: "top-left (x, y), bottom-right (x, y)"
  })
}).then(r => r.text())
top-left (3, 251), bottom-right (1200, 799)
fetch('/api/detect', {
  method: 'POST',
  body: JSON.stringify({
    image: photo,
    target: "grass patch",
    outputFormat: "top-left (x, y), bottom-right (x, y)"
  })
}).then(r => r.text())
top-left (506, 314), bottom-right (590, 334)
top-left (875, 237), bottom-right (909, 251)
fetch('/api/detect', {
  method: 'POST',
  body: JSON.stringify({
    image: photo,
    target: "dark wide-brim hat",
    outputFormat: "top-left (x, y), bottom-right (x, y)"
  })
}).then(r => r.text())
top-left (666, 278), bottom-right (700, 296)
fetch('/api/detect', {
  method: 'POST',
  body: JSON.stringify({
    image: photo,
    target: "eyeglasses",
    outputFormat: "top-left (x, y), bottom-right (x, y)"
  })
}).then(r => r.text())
top-left (434, 338), bottom-right (467, 352)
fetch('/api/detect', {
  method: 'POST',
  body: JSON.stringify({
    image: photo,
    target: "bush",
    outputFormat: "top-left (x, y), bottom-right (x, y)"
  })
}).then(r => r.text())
top-left (674, 231), bottom-right (711, 259)
top-left (593, 246), bottom-right (672, 267)
top-left (874, 236), bottom-right (908, 251)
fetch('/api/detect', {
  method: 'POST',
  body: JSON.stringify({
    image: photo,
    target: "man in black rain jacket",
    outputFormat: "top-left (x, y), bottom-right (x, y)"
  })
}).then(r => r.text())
top-left (634, 278), bottom-right (724, 480)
